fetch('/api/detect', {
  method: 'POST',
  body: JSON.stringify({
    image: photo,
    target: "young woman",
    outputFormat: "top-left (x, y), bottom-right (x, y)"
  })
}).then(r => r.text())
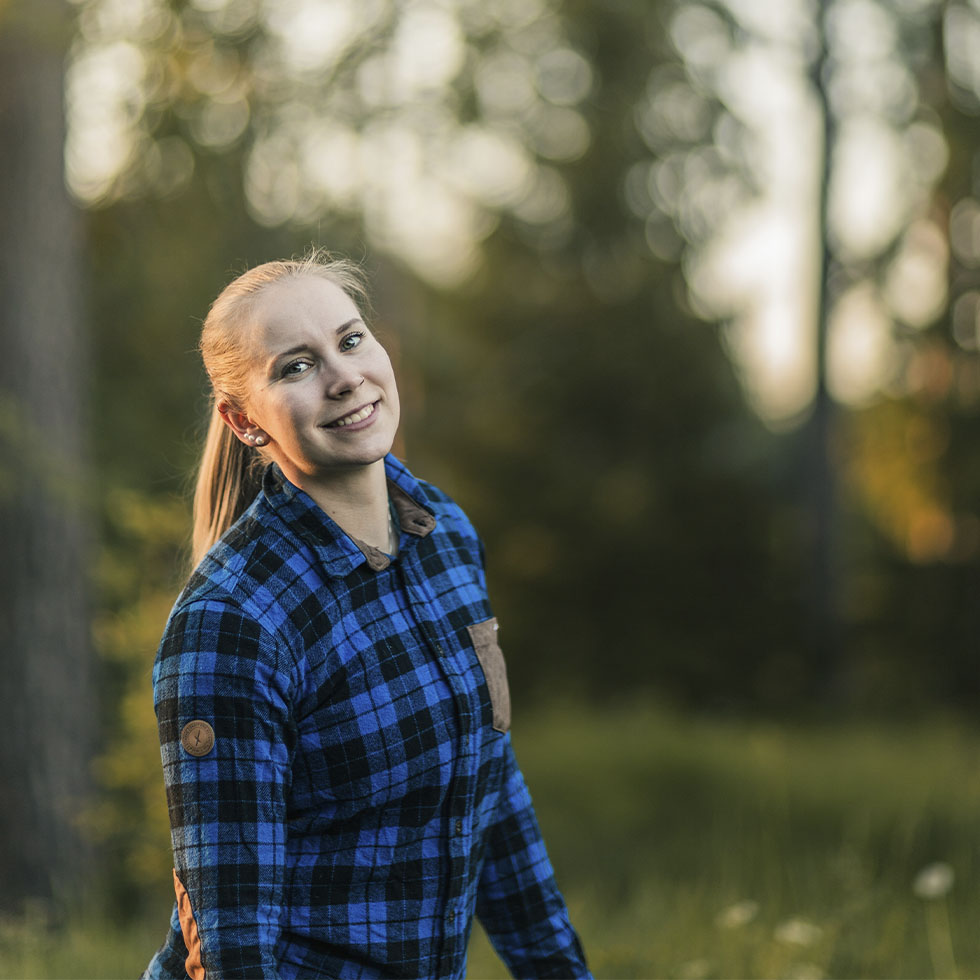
top-left (143, 254), bottom-right (590, 979)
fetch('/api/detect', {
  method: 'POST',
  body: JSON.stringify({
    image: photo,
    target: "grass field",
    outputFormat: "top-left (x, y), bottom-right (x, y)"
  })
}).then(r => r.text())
top-left (1, 700), bottom-right (977, 979)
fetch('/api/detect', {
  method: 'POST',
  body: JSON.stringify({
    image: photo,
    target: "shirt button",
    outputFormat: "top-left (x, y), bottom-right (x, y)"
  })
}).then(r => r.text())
top-left (454, 818), bottom-right (463, 835)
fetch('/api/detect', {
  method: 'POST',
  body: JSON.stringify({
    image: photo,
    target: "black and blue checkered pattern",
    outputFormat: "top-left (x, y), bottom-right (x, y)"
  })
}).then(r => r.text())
top-left (143, 455), bottom-right (589, 979)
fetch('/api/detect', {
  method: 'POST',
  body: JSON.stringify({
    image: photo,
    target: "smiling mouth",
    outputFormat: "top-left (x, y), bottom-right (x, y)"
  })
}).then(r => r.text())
top-left (323, 402), bottom-right (377, 428)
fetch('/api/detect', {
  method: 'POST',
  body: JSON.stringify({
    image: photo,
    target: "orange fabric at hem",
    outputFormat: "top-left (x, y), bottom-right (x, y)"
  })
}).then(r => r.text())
top-left (173, 869), bottom-right (205, 980)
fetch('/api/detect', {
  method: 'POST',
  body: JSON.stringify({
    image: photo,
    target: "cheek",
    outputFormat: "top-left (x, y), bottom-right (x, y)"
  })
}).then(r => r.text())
top-left (375, 351), bottom-right (398, 393)
top-left (260, 392), bottom-right (309, 435)
top-left (383, 365), bottom-right (400, 414)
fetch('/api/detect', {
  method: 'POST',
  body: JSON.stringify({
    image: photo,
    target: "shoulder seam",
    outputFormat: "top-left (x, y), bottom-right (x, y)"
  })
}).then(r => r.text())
top-left (170, 591), bottom-right (296, 673)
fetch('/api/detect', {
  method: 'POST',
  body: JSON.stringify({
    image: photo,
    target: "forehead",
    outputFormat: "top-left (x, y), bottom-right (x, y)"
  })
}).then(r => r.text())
top-left (244, 275), bottom-right (363, 353)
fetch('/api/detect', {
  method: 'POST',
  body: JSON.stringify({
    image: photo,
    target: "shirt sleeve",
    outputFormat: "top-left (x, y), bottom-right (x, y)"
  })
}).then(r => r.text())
top-left (153, 597), bottom-right (294, 979)
top-left (475, 739), bottom-right (591, 979)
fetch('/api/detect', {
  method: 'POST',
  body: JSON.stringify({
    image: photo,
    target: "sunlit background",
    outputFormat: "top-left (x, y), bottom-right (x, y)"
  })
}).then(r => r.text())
top-left (64, 0), bottom-right (965, 423)
top-left (2, 0), bottom-right (980, 976)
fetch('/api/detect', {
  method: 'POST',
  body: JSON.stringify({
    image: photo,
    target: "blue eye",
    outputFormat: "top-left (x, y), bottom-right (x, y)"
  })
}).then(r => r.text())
top-left (340, 331), bottom-right (364, 352)
top-left (282, 359), bottom-right (313, 377)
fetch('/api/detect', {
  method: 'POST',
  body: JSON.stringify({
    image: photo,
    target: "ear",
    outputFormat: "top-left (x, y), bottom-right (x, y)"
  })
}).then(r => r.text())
top-left (216, 397), bottom-right (270, 447)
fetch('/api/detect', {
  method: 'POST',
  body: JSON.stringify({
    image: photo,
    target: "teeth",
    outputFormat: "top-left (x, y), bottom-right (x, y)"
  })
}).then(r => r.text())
top-left (331, 404), bottom-right (374, 427)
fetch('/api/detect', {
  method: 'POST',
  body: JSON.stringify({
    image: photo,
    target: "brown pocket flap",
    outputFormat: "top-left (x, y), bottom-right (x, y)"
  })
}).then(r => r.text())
top-left (466, 618), bottom-right (511, 733)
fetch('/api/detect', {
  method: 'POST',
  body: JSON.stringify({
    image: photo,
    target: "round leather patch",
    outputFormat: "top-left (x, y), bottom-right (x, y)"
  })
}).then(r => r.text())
top-left (180, 720), bottom-right (215, 757)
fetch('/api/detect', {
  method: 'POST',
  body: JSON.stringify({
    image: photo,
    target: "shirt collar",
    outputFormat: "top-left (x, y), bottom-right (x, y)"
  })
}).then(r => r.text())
top-left (260, 455), bottom-right (436, 577)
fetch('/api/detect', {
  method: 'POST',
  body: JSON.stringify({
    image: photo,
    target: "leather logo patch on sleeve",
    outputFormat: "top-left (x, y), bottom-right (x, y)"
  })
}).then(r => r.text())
top-left (180, 720), bottom-right (215, 757)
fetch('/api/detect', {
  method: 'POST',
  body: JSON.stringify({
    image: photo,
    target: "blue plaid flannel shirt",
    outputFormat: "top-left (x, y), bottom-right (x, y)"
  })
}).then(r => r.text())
top-left (144, 454), bottom-right (589, 979)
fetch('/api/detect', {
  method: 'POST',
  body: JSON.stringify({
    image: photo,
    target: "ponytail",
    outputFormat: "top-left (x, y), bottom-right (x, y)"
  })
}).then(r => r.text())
top-left (191, 406), bottom-right (265, 568)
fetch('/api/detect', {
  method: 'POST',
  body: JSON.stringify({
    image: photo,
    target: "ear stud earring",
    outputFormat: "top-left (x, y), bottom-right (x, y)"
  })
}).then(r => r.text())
top-left (254, 435), bottom-right (267, 447)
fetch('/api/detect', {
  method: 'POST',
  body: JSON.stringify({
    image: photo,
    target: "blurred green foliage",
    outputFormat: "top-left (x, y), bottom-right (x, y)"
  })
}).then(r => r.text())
top-left (84, 486), bottom-right (188, 910)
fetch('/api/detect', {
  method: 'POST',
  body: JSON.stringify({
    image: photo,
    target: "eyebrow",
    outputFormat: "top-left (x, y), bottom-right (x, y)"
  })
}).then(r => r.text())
top-left (268, 318), bottom-right (365, 369)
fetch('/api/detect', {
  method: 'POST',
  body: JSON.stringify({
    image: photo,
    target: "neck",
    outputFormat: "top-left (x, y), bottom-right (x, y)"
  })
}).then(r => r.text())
top-left (288, 460), bottom-right (392, 551)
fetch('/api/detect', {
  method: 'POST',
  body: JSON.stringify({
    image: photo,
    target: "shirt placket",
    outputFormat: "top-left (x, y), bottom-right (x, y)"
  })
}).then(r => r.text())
top-left (395, 553), bottom-right (480, 978)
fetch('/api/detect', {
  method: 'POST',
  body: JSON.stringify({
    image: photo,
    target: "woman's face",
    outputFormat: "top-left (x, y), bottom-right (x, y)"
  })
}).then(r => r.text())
top-left (224, 274), bottom-right (400, 488)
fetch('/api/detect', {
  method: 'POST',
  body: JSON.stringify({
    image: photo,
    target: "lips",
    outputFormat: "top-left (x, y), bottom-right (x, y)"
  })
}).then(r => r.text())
top-left (323, 401), bottom-right (377, 428)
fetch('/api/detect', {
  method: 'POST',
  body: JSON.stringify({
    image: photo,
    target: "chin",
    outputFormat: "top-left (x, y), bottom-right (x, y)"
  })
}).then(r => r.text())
top-left (332, 441), bottom-right (395, 470)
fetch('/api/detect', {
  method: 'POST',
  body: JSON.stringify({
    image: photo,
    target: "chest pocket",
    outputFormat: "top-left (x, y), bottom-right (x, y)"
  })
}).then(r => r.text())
top-left (466, 617), bottom-right (511, 733)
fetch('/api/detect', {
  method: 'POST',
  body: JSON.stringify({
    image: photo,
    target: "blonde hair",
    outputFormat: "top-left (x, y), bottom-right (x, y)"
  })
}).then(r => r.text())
top-left (191, 251), bottom-right (369, 568)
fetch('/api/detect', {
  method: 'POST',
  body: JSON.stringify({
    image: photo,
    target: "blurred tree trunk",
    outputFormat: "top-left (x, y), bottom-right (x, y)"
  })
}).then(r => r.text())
top-left (804, 0), bottom-right (843, 701)
top-left (0, 0), bottom-right (93, 912)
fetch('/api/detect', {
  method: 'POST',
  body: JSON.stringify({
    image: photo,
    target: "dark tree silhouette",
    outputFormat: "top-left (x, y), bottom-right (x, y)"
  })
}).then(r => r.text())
top-left (0, 0), bottom-right (94, 912)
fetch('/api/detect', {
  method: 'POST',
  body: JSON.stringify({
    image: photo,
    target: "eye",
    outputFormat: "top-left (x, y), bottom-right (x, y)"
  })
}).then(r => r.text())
top-left (282, 358), bottom-right (313, 377)
top-left (340, 331), bottom-right (364, 352)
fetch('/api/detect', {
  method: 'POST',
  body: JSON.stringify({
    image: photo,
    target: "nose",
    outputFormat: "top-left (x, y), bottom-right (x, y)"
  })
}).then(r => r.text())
top-left (324, 358), bottom-right (364, 399)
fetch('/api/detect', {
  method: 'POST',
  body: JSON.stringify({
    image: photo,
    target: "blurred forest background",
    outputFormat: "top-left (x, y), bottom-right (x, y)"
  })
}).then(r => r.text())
top-left (1, 0), bottom-right (979, 976)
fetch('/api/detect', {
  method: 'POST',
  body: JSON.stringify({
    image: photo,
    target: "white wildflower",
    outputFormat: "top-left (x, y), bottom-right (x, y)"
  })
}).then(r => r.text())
top-left (913, 861), bottom-right (954, 900)
top-left (774, 917), bottom-right (823, 946)
top-left (715, 899), bottom-right (759, 929)
top-left (677, 958), bottom-right (712, 979)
